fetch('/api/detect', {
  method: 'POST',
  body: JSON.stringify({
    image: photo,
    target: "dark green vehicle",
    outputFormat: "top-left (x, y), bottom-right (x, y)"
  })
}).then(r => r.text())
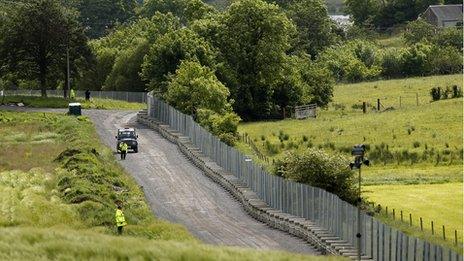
top-left (115, 128), bottom-right (138, 153)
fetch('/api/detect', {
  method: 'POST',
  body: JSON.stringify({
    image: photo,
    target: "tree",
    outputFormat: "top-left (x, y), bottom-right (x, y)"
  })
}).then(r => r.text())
top-left (165, 60), bottom-right (231, 115)
top-left (65, 0), bottom-right (139, 38)
top-left (78, 12), bottom-right (180, 91)
top-left (403, 19), bottom-right (436, 45)
top-left (141, 28), bottom-right (218, 93)
top-left (216, 0), bottom-right (296, 120)
top-left (138, 0), bottom-right (215, 24)
top-left (104, 39), bottom-right (149, 91)
top-left (286, 0), bottom-right (336, 58)
top-left (0, 0), bottom-right (89, 96)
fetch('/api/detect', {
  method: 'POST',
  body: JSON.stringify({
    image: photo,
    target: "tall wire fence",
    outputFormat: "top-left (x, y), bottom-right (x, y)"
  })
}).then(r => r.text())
top-left (147, 94), bottom-right (462, 261)
top-left (3, 89), bottom-right (147, 103)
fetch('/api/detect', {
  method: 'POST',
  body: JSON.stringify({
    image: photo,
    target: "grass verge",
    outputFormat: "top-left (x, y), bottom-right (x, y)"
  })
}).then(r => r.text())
top-left (1, 95), bottom-right (146, 110)
top-left (0, 111), bottom-right (333, 260)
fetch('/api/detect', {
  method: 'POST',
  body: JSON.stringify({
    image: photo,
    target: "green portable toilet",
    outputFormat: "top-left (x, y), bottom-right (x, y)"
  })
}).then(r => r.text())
top-left (68, 102), bottom-right (82, 116)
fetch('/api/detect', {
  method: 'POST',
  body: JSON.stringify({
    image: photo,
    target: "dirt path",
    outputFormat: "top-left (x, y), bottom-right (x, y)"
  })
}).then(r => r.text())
top-left (1, 107), bottom-right (318, 254)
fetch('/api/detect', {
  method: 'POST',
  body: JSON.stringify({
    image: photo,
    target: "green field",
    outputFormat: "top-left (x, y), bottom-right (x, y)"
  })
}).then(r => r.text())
top-left (0, 111), bottom-right (334, 260)
top-left (238, 74), bottom-right (463, 183)
top-left (365, 183), bottom-right (463, 251)
top-left (236, 74), bottom-right (463, 251)
top-left (2, 95), bottom-right (146, 110)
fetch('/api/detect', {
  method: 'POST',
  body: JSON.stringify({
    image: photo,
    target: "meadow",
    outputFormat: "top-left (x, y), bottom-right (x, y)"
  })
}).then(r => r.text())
top-left (236, 74), bottom-right (463, 251)
top-left (1, 95), bottom-right (146, 110)
top-left (0, 110), bottom-right (333, 260)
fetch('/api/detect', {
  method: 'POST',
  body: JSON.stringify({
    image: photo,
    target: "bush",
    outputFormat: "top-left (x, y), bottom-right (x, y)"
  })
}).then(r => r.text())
top-left (317, 40), bottom-right (382, 83)
top-left (426, 46), bottom-right (463, 75)
top-left (430, 87), bottom-right (441, 101)
top-left (381, 48), bottom-right (403, 78)
top-left (273, 148), bottom-right (357, 204)
top-left (400, 42), bottom-right (432, 76)
top-left (196, 109), bottom-right (241, 145)
top-left (452, 85), bottom-right (463, 98)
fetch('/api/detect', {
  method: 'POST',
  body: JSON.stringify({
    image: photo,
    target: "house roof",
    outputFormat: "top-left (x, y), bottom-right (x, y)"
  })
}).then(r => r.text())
top-left (427, 4), bottom-right (463, 21)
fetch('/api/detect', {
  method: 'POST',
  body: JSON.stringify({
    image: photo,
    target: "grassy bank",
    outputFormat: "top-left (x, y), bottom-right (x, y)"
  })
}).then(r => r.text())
top-left (1, 95), bottom-right (146, 110)
top-left (0, 111), bottom-right (333, 260)
top-left (0, 227), bottom-right (340, 261)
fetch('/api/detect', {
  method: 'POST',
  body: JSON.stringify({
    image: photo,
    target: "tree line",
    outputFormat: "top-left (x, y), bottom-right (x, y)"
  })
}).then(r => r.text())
top-left (0, 0), bottom-right (462, 125)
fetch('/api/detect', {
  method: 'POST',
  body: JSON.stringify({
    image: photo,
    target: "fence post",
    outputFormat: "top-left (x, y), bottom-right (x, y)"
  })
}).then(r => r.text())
top-left (400, 210), bottom-right (403, 222)
top-left (420, 217), bottom-right (423, 231)
top-left (442, 225), bottom-right (445, 240)
top-left (455, 230), bottom-right (458, 245)
top-left (393, 209), bottom-right (395, 220)
top-left (431, 221), bottom-right (434, 235)
top-left (409, 213), bottom-right (412, 226)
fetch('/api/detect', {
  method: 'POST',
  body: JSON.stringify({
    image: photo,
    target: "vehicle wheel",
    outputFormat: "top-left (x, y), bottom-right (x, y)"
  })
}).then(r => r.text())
top-left (134, 147), bottom-right (138, 153)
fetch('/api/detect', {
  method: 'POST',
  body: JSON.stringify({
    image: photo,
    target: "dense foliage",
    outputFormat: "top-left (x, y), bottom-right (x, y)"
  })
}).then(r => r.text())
top-left (345, 0), bottom-right (443, 29)
top-left (0, 0), bottom-right (90, 97)
top-left (274, 148), bottom-right (358, 204)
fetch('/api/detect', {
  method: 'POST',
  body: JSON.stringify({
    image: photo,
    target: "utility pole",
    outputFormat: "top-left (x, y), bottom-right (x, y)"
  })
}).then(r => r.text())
top-left (350, 145), bottom-right (370, 261)
top-left (66, 46), bottom-right (70, 99)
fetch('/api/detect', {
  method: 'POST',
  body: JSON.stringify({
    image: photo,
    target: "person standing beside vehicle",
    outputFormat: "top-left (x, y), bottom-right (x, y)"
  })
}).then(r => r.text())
top-left (119, 142), bottom-right (128, 160)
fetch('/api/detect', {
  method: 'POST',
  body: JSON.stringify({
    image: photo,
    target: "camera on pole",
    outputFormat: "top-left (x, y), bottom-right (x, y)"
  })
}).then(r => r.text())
top-left (350, 144), bottom-right (370, 170)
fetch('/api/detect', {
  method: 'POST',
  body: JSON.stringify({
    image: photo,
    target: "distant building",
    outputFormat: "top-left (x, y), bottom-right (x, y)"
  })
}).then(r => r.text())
top-left (330, 15), bottom-right (352, 28)
top-left (421, 4), bottom-right (463, 27)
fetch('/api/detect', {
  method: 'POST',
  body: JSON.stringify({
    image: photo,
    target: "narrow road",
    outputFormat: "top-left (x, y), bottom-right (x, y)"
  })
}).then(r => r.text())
top-left (2, 106), bottom-right (317, 254)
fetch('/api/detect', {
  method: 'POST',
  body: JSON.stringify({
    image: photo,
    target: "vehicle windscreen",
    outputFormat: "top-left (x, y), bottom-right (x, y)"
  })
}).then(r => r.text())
top-left (118, 131), bottom-right (135, 139)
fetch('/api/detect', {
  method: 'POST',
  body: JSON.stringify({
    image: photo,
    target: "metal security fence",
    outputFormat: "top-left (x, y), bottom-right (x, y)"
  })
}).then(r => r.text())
top-left (3, 89), bottom-right (147, 103)
top-left (147, 94), bottom-right (462, 261)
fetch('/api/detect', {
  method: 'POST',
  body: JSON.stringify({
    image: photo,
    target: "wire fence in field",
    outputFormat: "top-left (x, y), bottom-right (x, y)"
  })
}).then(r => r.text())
top-left (147, 93), bottom-right (463, 261)
top-left (2, 89), bottom-right (147, 104)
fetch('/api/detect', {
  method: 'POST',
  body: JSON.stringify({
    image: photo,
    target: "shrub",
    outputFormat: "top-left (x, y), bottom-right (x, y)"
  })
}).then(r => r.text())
top-left (273, 148), bottom-right (357, 204)
top-left (426, 46), bottom-right (463, 75)
top-left (400, 42), bottom-right (433, 76)
top-left (430, 87), bottom-right (441, 101)
top-left (381, 48), bottom-right (403, 78)
top-left (196, 109), bottom-right (241, 146)
top-left (452, 85), bottom-right (463, 98)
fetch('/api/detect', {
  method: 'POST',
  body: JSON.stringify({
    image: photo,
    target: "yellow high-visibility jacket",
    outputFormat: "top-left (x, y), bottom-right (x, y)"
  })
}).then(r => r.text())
top-left (115, 209), bottom-right (127, 227)
top-left (119, 142), bottom-right (128, 152)
top-left (70, 89), bottom-right (76, 99)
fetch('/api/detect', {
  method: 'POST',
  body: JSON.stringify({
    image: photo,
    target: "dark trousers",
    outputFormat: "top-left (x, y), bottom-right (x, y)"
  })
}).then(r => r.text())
top-left (121, 151), bottom-right (127, 160)
top-left (117, 226), bottom-right (123, 235)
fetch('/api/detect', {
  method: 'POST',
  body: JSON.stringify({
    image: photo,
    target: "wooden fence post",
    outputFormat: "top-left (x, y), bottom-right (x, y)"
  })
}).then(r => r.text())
top-left (420, 217), bottom-right (423, 231)
top-left (431, 221), bottom-right (434, 235)
top-left (393, 209), bottom-right (395, 220)
top-left (455, 230), bottom-right (458, 245)
top-left (400, 210), bottom-right (403, 222)
top-left (409, 213), bottom-right (412, 226)
top-left (442, 225), bottom-right (446, 240)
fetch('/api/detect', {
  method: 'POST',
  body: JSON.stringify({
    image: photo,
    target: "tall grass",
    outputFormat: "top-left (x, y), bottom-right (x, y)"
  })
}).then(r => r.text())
top-left (0, 227), bottom-right (341, 261)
